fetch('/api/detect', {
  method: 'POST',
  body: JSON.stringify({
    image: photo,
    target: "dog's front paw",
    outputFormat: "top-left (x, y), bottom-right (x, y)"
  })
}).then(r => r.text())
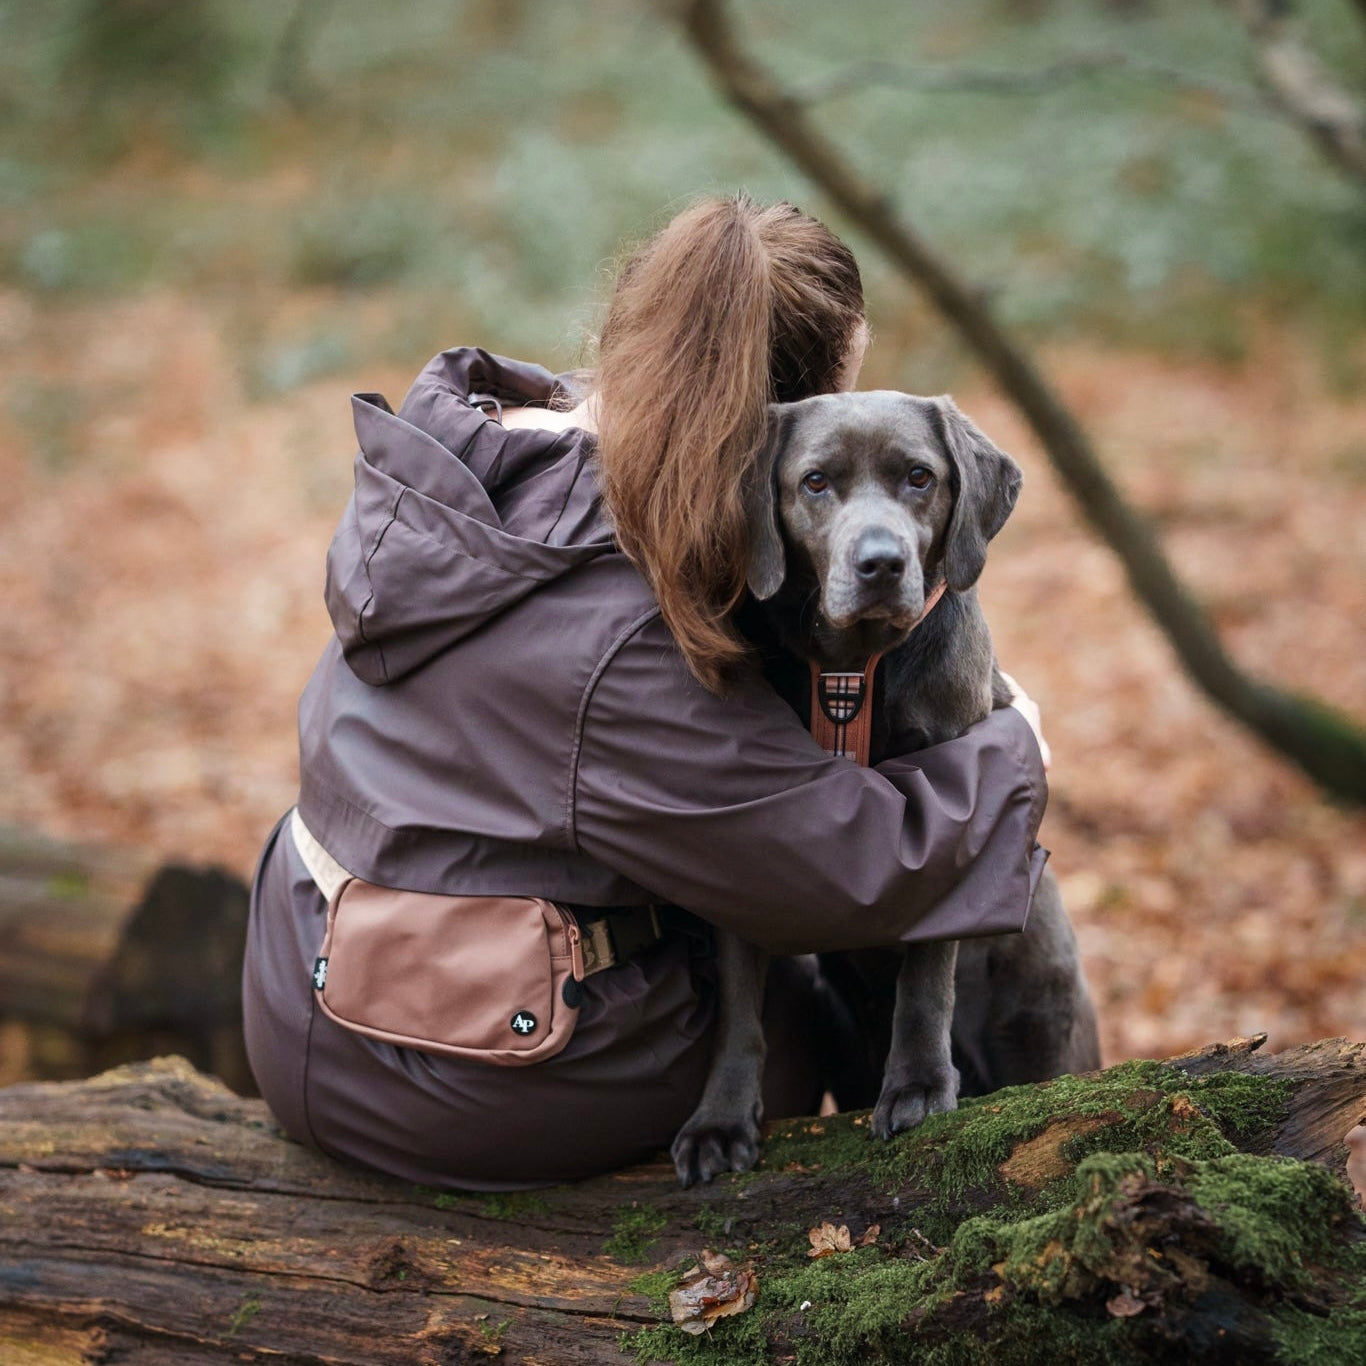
top-left (871, 1067), bottom-right (959, 1141)
top-left (671, 1108), bottom-right (763, 1187)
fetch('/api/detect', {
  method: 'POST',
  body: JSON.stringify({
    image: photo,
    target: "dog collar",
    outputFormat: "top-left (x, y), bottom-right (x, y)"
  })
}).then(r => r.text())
top-left (808, 579), bottom-right (948, 766)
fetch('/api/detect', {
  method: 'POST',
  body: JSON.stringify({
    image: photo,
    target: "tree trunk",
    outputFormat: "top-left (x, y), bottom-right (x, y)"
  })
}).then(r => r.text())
top-left (1, 1036), bottom-right (1361, 1363)
top-left (1224, 0), bottom-right (1366, 191)
top-left (679, 0), bottom-right (1366, 805)
top-left (0, 824), bottom-right (252, 1093)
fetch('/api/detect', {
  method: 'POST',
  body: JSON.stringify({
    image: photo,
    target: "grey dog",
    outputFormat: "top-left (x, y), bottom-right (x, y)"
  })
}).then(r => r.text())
top-left (670, 390), bottom-right (1100, 1187)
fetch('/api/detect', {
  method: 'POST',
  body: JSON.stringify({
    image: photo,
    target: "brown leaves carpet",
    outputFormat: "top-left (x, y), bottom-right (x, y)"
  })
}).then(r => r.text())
top-left (2, 292), bottom-right (1362, 1066)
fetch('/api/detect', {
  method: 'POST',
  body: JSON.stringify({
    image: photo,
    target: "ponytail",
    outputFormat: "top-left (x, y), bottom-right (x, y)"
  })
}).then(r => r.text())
top-left (595, 196), bottom-right (864, 693)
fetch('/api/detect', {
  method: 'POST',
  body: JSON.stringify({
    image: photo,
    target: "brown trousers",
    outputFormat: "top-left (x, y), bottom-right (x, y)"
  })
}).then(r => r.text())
top-left (242, 815), bottom-right (824, 1190)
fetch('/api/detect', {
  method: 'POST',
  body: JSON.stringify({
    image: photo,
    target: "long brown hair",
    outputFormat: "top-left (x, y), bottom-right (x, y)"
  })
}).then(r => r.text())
top-left (595, 196), bottom-right (864, 692)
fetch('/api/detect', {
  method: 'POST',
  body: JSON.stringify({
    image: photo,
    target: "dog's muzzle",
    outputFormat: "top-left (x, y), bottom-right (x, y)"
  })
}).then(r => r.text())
top-left (852, 527), bottom-right (906, 585)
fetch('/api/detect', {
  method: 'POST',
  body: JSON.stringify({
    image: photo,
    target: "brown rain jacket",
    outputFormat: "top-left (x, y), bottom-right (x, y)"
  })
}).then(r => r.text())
top-left (242, 347), bottom-right (1048, 1189)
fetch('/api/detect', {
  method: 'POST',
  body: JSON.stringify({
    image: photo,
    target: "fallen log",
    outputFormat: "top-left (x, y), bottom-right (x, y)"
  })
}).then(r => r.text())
top-left (0, 825), bottom-right (252, 1092)
top-left (0, 1036), bottom-right (1362, 1364)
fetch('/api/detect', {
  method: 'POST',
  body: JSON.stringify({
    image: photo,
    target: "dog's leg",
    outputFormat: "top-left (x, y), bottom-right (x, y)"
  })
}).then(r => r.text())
top-left (671, 930), bottom-right (769, 1187)
top-left (873, 940), bottom-right (960, 1139)
top-left (953, 870), bottom-right (1100, 1091)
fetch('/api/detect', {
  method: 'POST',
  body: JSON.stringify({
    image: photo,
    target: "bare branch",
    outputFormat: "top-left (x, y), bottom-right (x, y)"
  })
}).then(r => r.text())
top-left (269, 0), bottom-right (336, 111)
top-left (790, 51), bottom-right (1273, 115)
top-left (1224, 0), bottom-right (1366, 188)
top-left (681, 0), bottom-right (1366, 802)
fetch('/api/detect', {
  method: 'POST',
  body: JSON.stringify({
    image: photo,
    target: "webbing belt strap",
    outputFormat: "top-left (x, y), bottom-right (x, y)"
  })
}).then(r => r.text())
top-left (807, 580), bottom-right (948, 767)
top-left (291, 807), bottom-right (351, 903)
top-left (576, 908), bottom-right (665, 975)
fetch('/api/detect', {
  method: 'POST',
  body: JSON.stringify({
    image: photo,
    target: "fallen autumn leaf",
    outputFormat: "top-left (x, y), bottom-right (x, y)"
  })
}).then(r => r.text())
top-left (807, 1222), bottom-right (853, 1258)
top-left (668, 1254), bottom-right (759, 1337)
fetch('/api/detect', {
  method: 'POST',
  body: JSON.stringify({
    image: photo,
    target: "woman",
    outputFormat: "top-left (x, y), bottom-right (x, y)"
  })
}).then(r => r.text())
top-left (243, 196), bottom-right (1049, 1189)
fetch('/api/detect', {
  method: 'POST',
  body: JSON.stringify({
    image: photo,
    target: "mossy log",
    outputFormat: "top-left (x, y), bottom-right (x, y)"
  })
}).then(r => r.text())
top-left (0, 1037), bottom-right (1362, 1365)
top-left (0, 824), bottom-right (252, 1092)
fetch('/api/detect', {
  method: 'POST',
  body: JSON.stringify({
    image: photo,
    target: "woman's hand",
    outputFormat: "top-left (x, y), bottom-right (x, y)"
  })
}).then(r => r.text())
top-left (999, 670), bottom-right (1051, 772)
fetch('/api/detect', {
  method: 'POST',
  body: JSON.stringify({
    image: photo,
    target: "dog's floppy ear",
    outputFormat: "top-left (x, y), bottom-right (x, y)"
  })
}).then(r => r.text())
top-left (933, 395), bottom-right (1022, 591)
top-left (745, 404), bottom-right (788, 601)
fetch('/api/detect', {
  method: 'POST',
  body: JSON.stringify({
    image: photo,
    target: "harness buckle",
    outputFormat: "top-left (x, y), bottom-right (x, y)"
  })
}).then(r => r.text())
top-left (816, 671), bottom-right (869, 727)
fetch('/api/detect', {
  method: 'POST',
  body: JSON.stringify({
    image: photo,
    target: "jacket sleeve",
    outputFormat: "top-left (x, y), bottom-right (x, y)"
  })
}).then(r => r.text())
top-left (571, 614), bottom-right (1048, 956)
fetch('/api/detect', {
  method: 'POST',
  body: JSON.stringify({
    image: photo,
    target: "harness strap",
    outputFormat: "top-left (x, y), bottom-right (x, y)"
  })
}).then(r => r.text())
top-left (810, 655), bottom-right (883, 766)
top-left (808, 579), bottom-right (948, 767)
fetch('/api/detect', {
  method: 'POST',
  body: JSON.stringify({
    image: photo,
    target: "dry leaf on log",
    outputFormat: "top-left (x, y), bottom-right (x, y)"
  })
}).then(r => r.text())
top-left (807, 1222), bottom-right (852, 1257)
top-left (807, 1222), bottom-right (879, 1258)
top-left (668, 1250), bottom-right (759, 1336)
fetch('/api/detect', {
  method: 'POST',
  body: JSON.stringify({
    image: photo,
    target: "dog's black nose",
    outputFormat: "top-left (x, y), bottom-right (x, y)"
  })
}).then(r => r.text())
top-left (853, 531), bottom-right (906, 583)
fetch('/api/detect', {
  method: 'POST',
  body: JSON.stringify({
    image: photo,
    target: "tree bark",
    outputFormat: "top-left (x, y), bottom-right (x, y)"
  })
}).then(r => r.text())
top-left (1, 1038), bottom-right (1361, 1364)
top-left (678, 0), bottom-right (1366, 806)
top-left (0, 824), bottom-right (252, 1093)
top-left (269, 0), bottom-right (336, 110)
top-left (1225, 0), bottom-right (1366, 191)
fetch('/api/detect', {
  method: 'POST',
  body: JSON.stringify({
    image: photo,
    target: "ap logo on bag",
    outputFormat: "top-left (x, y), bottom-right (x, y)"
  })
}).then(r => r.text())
top-left (510, 1010), bottom-right (538, 1036)
top-left (312, 957), bottom-right (328, 990)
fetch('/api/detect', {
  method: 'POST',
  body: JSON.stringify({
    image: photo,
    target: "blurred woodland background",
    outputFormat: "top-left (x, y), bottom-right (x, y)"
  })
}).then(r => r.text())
top-left (0, 0), bottom-right (1363, 1084)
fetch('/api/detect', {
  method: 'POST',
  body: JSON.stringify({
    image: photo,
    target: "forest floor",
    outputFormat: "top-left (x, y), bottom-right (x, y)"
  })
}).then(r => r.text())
top-left (1, 287), bottom-right (1363, 1068)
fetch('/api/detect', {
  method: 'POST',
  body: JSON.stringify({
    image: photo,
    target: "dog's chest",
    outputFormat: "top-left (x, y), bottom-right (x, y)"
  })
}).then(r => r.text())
top-left (752, 596), bottom-right (998, 764)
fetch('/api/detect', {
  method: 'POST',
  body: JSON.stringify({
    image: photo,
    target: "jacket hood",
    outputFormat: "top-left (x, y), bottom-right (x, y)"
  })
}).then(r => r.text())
top-left (324, 349), bottom-right (614, 685)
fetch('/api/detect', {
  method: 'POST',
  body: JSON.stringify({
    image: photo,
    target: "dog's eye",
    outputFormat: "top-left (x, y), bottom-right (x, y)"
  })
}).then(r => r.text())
top-left (801, 471), bottom-right (830, 494)
top-left (906, 466), bottom-right (934, 490)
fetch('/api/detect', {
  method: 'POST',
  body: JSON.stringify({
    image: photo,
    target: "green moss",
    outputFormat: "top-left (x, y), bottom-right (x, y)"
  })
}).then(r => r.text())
top-left (626, 1266), bottom-right (686, 1323)
top-left (477, 1190), bottom-right (551, 1220)
top-left (475, 1317), bottom-right (510, 1344)
top-left (767, 1252), bottom-right (945, 1356)
top-left (933, 1064), bottom-right (1292, 1199)
top-left (753, 1110), bottom-right (880, 1176)
top-left (625, 1139), bottom-right (1362, 1366)
top-left (927, 1064), bottom-right (1169, 1198)
top-left (750, 1061), bottom-right (1291, 1214)
top-left (1188, 1070), bottom-right (1295, 1141)
top-left (623, 1058), bottom-right (1334, 1363)
top-left (411, 1182), bottom-right (462, 1209)
top-left (604, 1203), bottom-right (669, 1265)
top-left (916, 1302), bottom-right (1147, 1366)
top-left (627, 1236), bottom-right (1148, 1366)
top-left (947, 1152), bottom-right (1161, 1304)
top-left (1271, 1225), bottom-right (1366, 1363)
top-left (1189, 1152), bottom-right (1358, 1289)
top-left (406, 1183), bottom-right (553, 1216)
top-left (1272, 1300), bottom-right (1366, 1366)
top-left (630, 1308), bottom-right (770, 1366)
top-left (225, 1293), bottom-right (260, 1337)
top-left (625, 1054), bottom-right (1316, 1355)
top-left (691, 1204), bottom-right (734, 1244)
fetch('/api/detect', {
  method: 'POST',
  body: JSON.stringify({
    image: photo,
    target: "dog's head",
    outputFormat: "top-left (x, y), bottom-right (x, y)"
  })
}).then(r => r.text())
top-left (746, 391), bottom-right (1021, 638)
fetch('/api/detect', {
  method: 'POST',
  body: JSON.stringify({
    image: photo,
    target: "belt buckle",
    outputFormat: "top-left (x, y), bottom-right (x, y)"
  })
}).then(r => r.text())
top-left (580, 917), bottom-right (617, 977)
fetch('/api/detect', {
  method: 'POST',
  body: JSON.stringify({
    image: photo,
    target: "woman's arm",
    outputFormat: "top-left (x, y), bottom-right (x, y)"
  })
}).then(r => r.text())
top-left (572, 614), bottom-right (1047, 957)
